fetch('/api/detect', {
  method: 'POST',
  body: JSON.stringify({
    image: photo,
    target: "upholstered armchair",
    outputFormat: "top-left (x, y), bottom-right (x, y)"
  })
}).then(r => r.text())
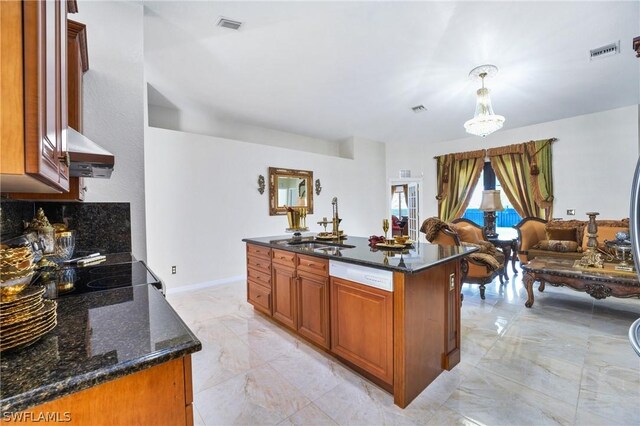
top-left (421, 217), bottom-right (505, 299)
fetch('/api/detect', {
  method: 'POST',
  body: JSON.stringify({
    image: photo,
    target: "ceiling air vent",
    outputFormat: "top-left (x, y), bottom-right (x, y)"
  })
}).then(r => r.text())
top-left (590, 41), bottom-right (620, 60)
top-left (411, 105), bottom-right (427, 113)
top-left (217, 17), bottom-right (242, 30)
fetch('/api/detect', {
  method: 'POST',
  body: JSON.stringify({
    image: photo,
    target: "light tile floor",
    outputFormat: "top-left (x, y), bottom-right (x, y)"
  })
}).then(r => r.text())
top-left (168, 266), bottom-right (640, 426)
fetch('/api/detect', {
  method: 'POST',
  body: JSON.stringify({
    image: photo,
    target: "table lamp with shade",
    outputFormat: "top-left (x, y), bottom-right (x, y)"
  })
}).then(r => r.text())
top-left (479, 189), bottom-right (504, 238)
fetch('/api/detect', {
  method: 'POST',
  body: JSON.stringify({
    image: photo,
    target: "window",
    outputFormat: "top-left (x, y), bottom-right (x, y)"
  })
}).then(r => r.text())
top-left (463, 162), bottom-right (521, 228)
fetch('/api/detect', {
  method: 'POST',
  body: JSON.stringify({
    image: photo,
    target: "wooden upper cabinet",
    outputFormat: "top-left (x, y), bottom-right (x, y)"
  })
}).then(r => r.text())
top-left (24, 0), bottom-right (69, 191)
top-left (67, 19), bottom-right (88, 132)
top-left (4, 7), bottom-right (90, 200)
top-left (0, 0), bottom-right (69, 193)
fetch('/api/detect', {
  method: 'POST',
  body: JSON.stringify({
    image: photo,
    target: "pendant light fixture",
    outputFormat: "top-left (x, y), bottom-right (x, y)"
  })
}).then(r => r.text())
top-left (463, 64), bottom-right (505, 137)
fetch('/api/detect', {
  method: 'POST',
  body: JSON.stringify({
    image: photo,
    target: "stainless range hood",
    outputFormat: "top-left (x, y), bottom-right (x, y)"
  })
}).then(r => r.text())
top-left (67, 127), bottom-right (115, 178)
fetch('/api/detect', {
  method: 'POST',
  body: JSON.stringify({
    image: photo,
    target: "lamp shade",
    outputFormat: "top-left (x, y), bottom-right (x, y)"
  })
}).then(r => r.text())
top-left (479, 190), bottom-right (504, 211)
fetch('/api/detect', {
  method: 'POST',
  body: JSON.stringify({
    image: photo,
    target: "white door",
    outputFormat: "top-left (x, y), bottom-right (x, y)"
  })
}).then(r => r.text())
top-left (407, 183), bottom-right (419, 241)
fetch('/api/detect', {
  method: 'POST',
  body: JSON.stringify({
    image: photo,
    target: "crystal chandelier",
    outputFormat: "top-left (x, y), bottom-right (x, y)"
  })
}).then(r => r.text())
top-left (464, 64), bottom-right (505, 137)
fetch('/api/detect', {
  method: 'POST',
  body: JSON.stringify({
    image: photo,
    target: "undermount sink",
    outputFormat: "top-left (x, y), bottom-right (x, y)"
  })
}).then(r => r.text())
top-left (286, 242), bottom-right (331, 249)
top-left (285, 240), bottom-right (355, 249)
top-left (313, 246), bottom-right (348, 256)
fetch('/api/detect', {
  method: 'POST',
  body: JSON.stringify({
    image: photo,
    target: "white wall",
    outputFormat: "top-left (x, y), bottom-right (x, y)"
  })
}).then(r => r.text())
top-left (144, 127), bottom-right (387, 290)
top-left (388, 105), bottom-right (639, 222)
top-left (148, 103), bottom-right (345, 158)
top-left (76, 1), bottom-right (146, 259)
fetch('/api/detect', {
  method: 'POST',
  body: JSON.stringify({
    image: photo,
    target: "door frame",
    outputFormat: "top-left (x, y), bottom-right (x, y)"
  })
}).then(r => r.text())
top-left (388, 178), bottom-right (422, 241)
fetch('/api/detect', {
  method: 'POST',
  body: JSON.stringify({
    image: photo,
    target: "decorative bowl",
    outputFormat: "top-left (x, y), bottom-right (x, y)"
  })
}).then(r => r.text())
top-left (394, 235), bottom-right (409, 245)
top-left (1, 235), bottom-right (36, 299)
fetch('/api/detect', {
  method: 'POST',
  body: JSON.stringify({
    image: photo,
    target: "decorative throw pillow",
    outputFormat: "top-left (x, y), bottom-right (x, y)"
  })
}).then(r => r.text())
top-left (546, 227), bottom-right (578, 243)
top-left (454, 224), bottom-right (483, 244)
top-left (533, 239), bottom-right (582, 253)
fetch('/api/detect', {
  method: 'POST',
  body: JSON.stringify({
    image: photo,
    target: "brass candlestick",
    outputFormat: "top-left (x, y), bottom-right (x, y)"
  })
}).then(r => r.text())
top-left (576, 212), bottom-right (604, 268)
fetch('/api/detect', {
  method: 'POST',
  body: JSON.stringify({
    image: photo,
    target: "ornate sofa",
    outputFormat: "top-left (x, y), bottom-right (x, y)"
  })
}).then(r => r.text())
top-left (515, 217), bottom-right (630, 263)
top-left (420, 217), bottom-right (505, 300)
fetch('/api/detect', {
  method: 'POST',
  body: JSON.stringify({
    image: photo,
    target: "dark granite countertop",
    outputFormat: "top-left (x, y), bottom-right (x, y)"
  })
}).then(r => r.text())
top-left (242, 235), bottom-right (476, 273)
top-left (0, 285), bottom-right (201, 413)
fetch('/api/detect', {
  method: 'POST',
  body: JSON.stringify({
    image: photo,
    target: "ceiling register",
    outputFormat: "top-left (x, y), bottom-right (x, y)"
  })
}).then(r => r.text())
top-left (464, 65), bottom-right (505, 137)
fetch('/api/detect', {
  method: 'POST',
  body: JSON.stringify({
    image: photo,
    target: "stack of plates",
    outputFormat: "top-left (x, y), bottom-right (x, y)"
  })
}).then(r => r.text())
top-left (0, 286), bottom-right (57, 353)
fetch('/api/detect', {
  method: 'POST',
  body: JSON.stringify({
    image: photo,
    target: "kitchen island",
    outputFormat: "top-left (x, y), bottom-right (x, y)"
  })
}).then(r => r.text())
top-left (242, 235), bottom-right (476, 408)
top-left (0, 284), bottom-right (201, 424)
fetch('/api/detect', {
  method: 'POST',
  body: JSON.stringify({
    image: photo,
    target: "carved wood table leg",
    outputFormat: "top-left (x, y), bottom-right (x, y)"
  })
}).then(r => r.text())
top-left (523, 272), bottom-right (535, 308)
top-left (502, 248), bottom-right (510, 280)
top-left (538, 280), bottom-right (545, 292)
top-left (479, 284), bottom-right (486, 300)
top-left (511, 240), bottom-right (518, 275)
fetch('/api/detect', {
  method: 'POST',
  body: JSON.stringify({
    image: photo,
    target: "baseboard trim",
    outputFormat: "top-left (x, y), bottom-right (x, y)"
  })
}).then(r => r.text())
top-left (165, 275), bottom-right (246, 295)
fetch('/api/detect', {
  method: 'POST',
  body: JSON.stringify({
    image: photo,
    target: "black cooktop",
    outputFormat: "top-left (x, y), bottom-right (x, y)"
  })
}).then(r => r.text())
top-left (36, 258), bottom-right (162, 299)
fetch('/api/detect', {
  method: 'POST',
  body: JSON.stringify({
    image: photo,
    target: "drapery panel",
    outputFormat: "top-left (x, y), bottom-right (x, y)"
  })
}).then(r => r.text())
top-left (435, 149), bottom-right (485, 222)
top-left (391, 184), bottom-right (409, 207)
top-left (487, 138), bottom-right (555, 220)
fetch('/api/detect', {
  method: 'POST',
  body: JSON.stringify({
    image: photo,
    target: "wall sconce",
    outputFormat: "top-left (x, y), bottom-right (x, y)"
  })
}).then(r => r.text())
top-left (315, 179), bottom-right (322, 196)
top-left (257, 175), bottom-right (265, 194)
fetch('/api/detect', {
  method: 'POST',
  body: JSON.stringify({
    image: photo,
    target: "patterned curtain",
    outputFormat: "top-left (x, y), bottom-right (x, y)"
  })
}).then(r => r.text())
top-left (435, 149), bottom-right (485, 222)
top-left (487, 138), bottom-right (555, 220)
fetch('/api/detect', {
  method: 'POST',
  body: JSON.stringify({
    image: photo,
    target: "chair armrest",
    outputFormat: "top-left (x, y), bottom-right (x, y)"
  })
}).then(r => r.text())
top-left (514, 217), bottom-right (547, 252)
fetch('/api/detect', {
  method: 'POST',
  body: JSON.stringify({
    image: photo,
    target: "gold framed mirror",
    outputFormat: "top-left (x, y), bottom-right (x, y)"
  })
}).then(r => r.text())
top-left (269, 167), bottom-right (314, 215)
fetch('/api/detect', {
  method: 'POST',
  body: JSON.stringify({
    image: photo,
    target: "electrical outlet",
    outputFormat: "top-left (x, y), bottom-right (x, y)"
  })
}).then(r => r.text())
top-left (449, 273), bottom-right (455, 291)
top-left (171, 266), bottom-right (176, 274)
top-left (567, 209), bottom-right (576, 216)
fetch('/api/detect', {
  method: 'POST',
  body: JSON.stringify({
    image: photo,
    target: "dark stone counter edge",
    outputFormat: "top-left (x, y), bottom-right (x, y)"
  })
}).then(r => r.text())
top-left (1, 340), bottom-right (202, 414)
top-left (242, 238), bottom-right (477, 274)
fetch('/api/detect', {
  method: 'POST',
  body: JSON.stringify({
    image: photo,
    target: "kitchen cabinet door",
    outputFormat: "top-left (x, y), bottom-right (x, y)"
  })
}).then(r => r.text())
top-left (297, 269), bottom-right (330, 349)
top-left (4, 11), bottom-right (86, 199)
top-left (330, 277), bottom-right (393, 385)
top-left (1, 0), bottom-right (69, 193)
top-left (271, 262), bottom-right (297, 331)
top-left (23, 0), bottom-right (70, 191)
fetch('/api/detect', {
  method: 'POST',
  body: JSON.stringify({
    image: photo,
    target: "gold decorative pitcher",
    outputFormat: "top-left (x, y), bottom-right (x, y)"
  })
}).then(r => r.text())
top-left (287, 209), bottom-right (301, 229)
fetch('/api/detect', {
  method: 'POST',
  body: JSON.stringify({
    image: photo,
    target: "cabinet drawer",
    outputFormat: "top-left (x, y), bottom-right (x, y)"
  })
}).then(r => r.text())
top-left (248, 280), bottom-right (271, 315)
top-left (247, 244), bottom-right (271, 260)
top-left (247, 255), bottom-right (271, 274)
top-left (247, 267), bottom-right (271, 288)
top-left (296, 254), bottom-right (328, 276)
top-left (272, 249), bottom-right (296, 268)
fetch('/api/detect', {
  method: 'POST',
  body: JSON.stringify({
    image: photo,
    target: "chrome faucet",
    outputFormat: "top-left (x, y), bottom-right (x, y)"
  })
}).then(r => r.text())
top-left (331, 197), bottom-right (340, 236)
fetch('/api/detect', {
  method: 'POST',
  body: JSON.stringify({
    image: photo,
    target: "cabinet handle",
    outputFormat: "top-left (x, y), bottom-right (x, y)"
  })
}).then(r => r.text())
top-left (82, 186), bottom-right (88, 192)
top-left (59, 152), bottom-right (71, 167)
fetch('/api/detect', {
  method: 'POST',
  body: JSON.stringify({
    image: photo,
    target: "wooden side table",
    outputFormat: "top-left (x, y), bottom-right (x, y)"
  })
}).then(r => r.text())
top-left (487, 235), bottom-right (518, 278)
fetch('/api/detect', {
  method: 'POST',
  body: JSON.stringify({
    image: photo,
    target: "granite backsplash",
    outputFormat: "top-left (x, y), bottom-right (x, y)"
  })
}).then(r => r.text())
top-left (0, 200), bottom-right (131, 254)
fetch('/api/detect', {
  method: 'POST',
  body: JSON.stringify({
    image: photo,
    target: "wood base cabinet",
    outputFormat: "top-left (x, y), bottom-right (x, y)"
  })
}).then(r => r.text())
top-left (271, 262), bottom-right (298, 331)
top-left (297, 269), bottom-right (330, 349)
top-left (330, 277), bottom-right (393, 385)
top-left (244, 242), bottom-right (462, 409)
top-left (15, 356), bottom-right (194, 426)
top-left (246, 244), bottom-right (272, 316)
top-left (246, 245), bottom-right (330, 347)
